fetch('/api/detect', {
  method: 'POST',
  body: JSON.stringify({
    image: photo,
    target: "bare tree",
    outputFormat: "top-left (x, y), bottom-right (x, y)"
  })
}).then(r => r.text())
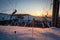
top-left (10, 9), bottom-right (17, 25)
top-left (10, 9), bottom-right (17, 20)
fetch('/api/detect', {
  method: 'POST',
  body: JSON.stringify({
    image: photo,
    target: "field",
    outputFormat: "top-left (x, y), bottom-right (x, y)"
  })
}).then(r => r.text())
top-left (0, 26), bottom-right (60, 40)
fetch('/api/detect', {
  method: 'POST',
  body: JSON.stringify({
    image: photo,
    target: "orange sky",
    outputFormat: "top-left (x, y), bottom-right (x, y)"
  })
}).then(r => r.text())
top-left (16, 9), bottom-right (52, 17)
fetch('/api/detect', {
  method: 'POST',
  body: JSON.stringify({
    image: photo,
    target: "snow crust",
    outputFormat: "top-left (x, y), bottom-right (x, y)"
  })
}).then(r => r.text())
top-left (0, 26), bottom-right (60, 40)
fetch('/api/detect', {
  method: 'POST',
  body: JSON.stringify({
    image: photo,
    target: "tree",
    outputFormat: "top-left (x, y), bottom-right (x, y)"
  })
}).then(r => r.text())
top-left (10, 9), bottom-right (17, 20)
top-left (32, 18), bottom-right (35, 27)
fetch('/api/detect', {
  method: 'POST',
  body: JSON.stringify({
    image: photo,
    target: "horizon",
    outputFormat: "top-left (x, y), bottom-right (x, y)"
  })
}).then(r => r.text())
top-left (0, 12), bottom-right (54, 17)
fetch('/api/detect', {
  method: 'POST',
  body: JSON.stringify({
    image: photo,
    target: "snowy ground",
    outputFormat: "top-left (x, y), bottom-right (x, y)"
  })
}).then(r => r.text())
top-left (0, 26), bottom-right (60, 40)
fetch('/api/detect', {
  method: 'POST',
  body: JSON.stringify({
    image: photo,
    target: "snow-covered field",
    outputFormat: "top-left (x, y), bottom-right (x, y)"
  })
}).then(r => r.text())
top-left (0, 26), bottom-right (60, 40)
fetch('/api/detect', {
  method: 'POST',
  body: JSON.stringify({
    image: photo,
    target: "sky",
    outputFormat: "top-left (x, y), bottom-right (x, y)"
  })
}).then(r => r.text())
top-left (0, 0), bottom-right (59, 17)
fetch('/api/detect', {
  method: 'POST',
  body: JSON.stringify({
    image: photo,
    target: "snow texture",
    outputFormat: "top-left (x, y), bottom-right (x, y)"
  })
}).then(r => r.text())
top-left (0, 26), bottom-right (60, 40)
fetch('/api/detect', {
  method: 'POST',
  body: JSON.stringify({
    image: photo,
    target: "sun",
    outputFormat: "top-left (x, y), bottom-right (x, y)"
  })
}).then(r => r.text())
top-left (36, 13), bottom-right (41, 16)
top-left (32, 11), bottom-right (41, 16)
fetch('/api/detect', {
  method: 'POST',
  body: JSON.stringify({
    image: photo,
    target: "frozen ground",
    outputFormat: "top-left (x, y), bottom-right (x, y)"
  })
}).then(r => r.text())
top-left (0, 26), bottom-right (60, 40)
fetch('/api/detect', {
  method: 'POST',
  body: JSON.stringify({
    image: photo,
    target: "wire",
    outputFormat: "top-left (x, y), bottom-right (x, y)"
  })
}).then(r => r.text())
top-left (7, 0), bottom-right (17, 10)
top-left (32, 26), bottom-right (33, 38)
top-left (50, 0), bottom-right (53, 10)
top-left (7, 0), bottom-right (13, 10)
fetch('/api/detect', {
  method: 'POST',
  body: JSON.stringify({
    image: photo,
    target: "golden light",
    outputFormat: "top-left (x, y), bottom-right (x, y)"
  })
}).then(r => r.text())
top-left (35, 13), bottom-right (41, 16)
top-left (17, 9), bottom-right (52, 17)
top-left (31, 10), bottom-right (42, 16)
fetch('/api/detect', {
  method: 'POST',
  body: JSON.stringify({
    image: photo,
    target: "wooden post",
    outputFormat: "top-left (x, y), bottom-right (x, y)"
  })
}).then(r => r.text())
top-left (51, 0), bottom-right (59, 27)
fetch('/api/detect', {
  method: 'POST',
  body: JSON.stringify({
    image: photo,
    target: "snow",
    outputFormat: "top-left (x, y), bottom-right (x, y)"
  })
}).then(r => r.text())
top-left (0, 26), bottom-right (60, 40)
top-left (23, 16), bottom-right (43, 21)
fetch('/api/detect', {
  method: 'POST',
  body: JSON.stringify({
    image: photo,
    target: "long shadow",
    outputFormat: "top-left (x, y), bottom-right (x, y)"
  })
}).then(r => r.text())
top-left (51, 27), bottom-right (60, 31)
top-left (0, 31), bottom-right (11, 40)
top-left (38, 32), bottom-right (60, 40)
top-left (0, 31), bottom-right (35, 40)
top-left (13, 33), bottom-right (36, 40)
